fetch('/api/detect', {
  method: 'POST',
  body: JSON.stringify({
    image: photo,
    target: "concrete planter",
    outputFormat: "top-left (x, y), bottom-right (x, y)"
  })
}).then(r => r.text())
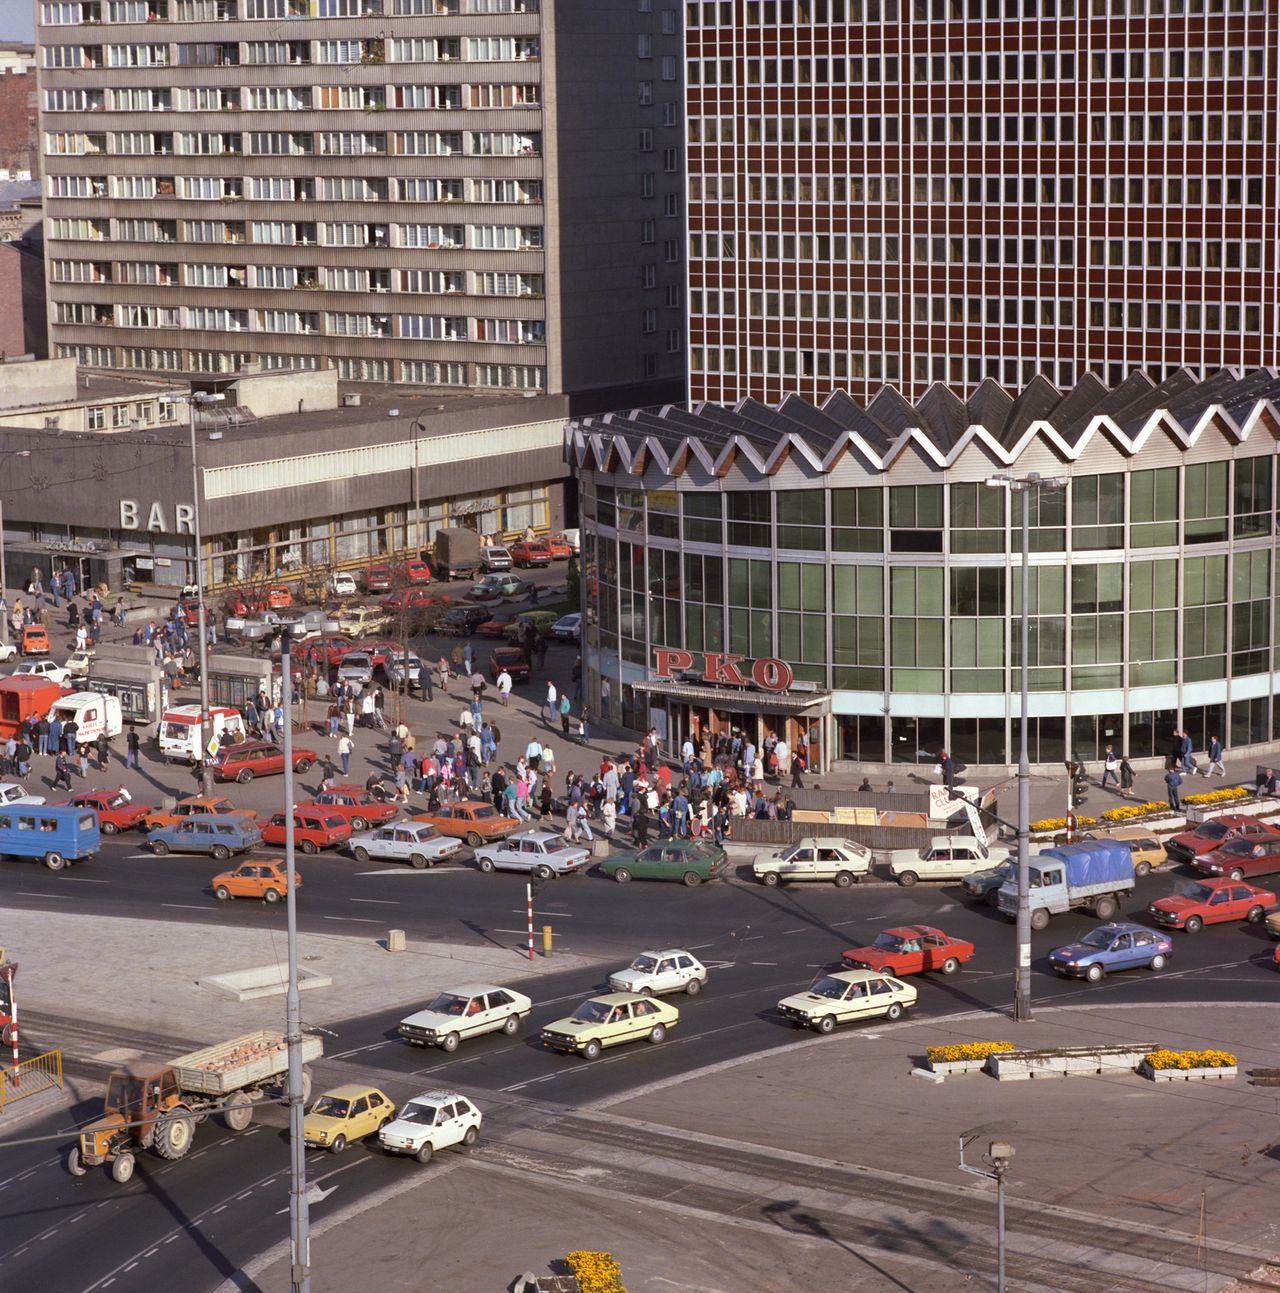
top-left (987, 1045), bottom-right (1154, 1082)
top-left (1184, 797), bottom-right (1279, 825)
top-left (926, 1058), bottom-right (988, 1077)
top-left (1138, 1060), bottom-right (1238, 1083)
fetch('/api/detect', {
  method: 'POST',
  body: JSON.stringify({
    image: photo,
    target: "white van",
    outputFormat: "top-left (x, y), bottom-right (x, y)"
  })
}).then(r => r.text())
top-left (329, 572), bottom-right (358, 598)
top-left (48, 692), bottom-right (123, 747)
top-left (159, 704), bottom-right (245, 763)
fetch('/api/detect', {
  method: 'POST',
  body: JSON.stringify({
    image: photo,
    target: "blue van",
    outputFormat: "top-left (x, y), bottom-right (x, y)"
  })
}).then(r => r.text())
top-left (0, 805), bottom-right (101, 870)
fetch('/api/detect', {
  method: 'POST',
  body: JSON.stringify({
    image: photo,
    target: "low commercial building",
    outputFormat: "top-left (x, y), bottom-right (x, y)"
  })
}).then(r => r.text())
top-left (568, 369), bottom-right (1280, 771)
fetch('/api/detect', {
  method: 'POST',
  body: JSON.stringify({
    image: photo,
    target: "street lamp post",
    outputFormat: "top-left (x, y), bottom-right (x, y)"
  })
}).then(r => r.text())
top-left (986, 470), bottom-right (1067, 1024)
top-left (959, 1125), bottom-right (1017, 1292)
top-left (189, 391), bottom-right (225, 795)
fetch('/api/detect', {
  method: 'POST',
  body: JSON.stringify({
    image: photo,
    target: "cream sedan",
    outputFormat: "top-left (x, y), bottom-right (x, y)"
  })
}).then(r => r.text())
top-left (776, 968), bottom-right (917, 1034)
top-left (398, 983), bottom-right (533, 1053)
top-left (752, 837), bottom-right (872, 887)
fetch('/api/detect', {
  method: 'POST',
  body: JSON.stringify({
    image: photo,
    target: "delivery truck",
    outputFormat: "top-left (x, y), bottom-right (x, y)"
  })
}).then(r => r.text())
top-left (47, 692), bottom-right (123, 746)
top-left (0, 676), bottom-right (65, 742)
top-left (997, 841), bottom-right (1136, 930)
top-left (433, 526), bottom-right (483, 581)
top-left (158, 703), bottom-right (245, 762)
top-left (68, 1028), bottom-right (324, 1183)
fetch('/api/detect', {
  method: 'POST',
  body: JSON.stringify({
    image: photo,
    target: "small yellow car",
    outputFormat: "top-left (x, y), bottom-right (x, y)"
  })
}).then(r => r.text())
top-left (540, 991), bottom-right (679, 1060)
top-left (303, 1084), bottom-right (396, 1153)
top-left (777, 968), bottom-right (917, 1034)
top-left (1080, 826), bottom-right (1164, 878)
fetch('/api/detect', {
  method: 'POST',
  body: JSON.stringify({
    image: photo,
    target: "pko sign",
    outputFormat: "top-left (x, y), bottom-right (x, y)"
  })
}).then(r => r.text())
top-left (653, 649), bottom-right (795, 693)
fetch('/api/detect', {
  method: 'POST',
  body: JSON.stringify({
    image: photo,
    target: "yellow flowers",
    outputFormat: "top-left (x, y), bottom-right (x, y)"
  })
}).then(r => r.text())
top-left (1183, 787), bottom-right (1249, 806)
top-left (926, 1041), bottom-right (1015, 1063)
top-left (566, 1251), bottom-right (628, 1293)
top-left (1100, 802), bottom-right (1168, 822)
top-left (1030, 816), bottom-right (1098, 832)
top-left (1145, 1048), bottom-right (1237, 1070)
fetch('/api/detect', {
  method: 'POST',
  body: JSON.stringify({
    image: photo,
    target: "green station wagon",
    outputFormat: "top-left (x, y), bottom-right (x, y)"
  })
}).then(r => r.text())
top-left (599, 839), bottom-right (728, 887)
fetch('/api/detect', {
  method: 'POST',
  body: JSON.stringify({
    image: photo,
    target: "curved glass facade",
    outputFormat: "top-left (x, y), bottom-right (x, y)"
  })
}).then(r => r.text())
top-left (578, 450), bottom-right (1280, 768)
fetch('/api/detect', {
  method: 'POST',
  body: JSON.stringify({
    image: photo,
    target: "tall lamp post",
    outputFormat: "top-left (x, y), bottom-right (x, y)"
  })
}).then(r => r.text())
top-left (189, 391), bottom-right (225, 795)
top-left (959, 1126), bottom-right (1016, 1291)
top-left (985, 470), bottom-right (1067, 1023)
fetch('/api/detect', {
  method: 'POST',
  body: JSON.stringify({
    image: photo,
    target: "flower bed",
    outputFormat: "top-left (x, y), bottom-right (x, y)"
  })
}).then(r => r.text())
top-left (1029, 816), bottom-right (1097, 833)
top-left (924, 1041), bottom-right (1013, 1076)
top-left (566, 1251), bottom-right (628, 1293)
top-left (1182, 787), bottom-right (1249, 807)
top-left (1100, 801), bottom-right (1168, 823)
top-left (1140, 1049), bottom-right (1238, 1083)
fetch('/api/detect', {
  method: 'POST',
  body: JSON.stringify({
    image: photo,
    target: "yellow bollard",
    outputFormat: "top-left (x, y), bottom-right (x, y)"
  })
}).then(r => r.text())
top-left (542, 925), bottom-right (553, 956)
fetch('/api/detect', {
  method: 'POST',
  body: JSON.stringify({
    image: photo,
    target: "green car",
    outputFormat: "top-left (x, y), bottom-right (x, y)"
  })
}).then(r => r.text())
top-left (960, 860), bottom-right (1014, 907)
top-left (599, 839), bottom-right (729, 887)
top-left (502, 610), bottom-right (559, 639)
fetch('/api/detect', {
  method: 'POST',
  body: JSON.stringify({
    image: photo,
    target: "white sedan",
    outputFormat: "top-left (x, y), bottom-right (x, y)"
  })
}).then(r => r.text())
top-left (752, 837), bottom-right (872, 887)
top-left (608, 949), bottom-right (708, 997)
top-left (889, 836), bottom-right (1010, 886)
top-left (473, 831), bottom-right (592, 880)
top-left (398, 983), bottom-right (533, 1052)
top-left (379, 1089), bottom-right (482, 1164)
top-left (387, 654), bottom-right (423, 689)
top-left (0, 782), bottom-right (47, 807)
top-left (13, 659), bottom-right (70, 687)
top-left (349, 822), bottom-right (460, 869)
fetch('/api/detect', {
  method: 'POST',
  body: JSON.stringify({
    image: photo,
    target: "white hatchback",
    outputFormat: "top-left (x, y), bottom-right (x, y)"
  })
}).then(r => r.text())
top-left (608, 949), bottom-right (708, 997)
top-left (379, 1090), bottom-right (481, 1164)
top-left (399, 983), bottom-right (533, 1052)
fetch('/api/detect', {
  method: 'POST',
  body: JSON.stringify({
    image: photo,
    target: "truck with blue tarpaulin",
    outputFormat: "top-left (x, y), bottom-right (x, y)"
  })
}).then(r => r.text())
top-left (996, 841), bottom-right (1135, 929)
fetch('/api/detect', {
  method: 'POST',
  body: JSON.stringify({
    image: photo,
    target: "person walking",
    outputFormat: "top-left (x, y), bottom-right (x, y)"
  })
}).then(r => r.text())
top-left (1101, 744), bottom-right (1120, 790)
top-left (545, 681), bottom-right (557, 725)
top-left (1164, 766), bottom-right (1183, 811)
top-left (559, 693), bottom-right (571, 736)
top-left (337, 733), bottom-right (353, 777)
top-left (1119, 756), bottom-right (1135, 798)
top-left (1179, 729), bottom-right (1197, 776)
top-left (1206, 734), bottom-right (1226, 778)
top-left (938, 750), bottom-right (955, 791)
top-left (495, 669), bottom-right (512, 706)
top-left (126, 728), bottom-right (140, 770)
top-left (77, 743), bottom-right (90, 779)
top-left (789, 748), bottom-right (806, 789)
top-left (321, 753), bottom-right (335, 792)
top-left (95, 731), bottom-right (110, 771)
top-left (52, 750), bottom-right (73, 791)
top-left (577, 706), bottom-right (589, 746)
top-left (632, 798), bottom-right (651, 846)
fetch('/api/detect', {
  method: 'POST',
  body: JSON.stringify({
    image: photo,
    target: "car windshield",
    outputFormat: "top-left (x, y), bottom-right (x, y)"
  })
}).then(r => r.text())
top-left (311, 1096), bottom-right (350, 1118)
top-left (1184, 883), bottom-right (1215, 903)
top-left (780, 846), bottom-right (804, 861)
top-left (427, 993), bottom-right (470, 1016)
top-left (570, 1000), bottom-right (612, 1024)
top-left (399, 1103), bottom-right (439, 1126)
top-left (808, 976), bottom-right (848, 1000)
top-left (1218, 840), bottom-right (1256, 856)
top-left (871, 933), bottom-right (904, 952)
top-left (1079, 928), bottom-right (1114, 949)
top-left (414, 824), bottom-right (439, 839)
top-left (107, 793), bottom-right (130, 809)
top-left (1199, 821), bottom-right (1230, 840)
top-left (630, 955), bottom-right (659, 973)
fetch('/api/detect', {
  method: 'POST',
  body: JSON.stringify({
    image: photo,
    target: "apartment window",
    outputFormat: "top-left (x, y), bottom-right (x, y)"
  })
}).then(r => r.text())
top-left (638, 81), bottom-right (653, 105)
top-left (638, 33), bottom-right (653, 57)
top-left (642, 308), bottom-right (657, 334)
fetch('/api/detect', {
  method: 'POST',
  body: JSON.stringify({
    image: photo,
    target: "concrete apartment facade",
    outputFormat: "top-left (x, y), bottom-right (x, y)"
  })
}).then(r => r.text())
top-left (684, 0), bottom-right (1276, 406)
top-left (35, 0), bottom-right (684, 401)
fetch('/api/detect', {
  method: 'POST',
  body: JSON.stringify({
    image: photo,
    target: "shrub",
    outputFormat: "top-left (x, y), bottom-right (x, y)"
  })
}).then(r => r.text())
top-left (926, 1041), bottom-right (1015, 1064)
top-left (1145, 1048), bottom-right (1236, 1070)
top-left (566, 1251), bottom-right (628, 1293)
top-left (1182, 786), bottom-right (1250, 806)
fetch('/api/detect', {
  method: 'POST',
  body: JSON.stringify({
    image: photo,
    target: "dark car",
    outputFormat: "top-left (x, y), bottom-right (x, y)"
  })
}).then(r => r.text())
top-left (438, 606), bottom-right (492, 636)
top-left (1166, 814), bottom-right (1280, 864)
top-left (1048, 922), bottom-right (1174, 981)
top-left (1194, 836), bottom-right (1280, 881)
top-left (598, 839), bottom-right (729, 887)
top-left (489, 646), bottom-right (530, 683)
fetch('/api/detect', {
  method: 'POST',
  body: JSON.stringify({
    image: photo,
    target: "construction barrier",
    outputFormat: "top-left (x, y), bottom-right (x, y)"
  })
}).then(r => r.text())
top-left (0, 1049), bottom-right (63, 1111)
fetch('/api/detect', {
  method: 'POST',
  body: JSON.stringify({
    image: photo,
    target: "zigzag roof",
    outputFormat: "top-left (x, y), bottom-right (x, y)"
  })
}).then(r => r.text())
top-left (566, 369), bottom-right (1280, 479)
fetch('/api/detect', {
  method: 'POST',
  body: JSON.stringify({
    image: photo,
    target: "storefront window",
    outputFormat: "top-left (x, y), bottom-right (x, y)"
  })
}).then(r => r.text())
top-left (1234, 457), bottom-right (1272, 538)
top-left (831, 487), bottom-right (883, 552)
top-left (645, 489), bottom-right (678, 540)
top-left (776, 490), bottom-right (825, 551)
top-left (1128, 708), bottom-right (1178, 759)
top-left (1071, 712), bottom-right (1126, 762)
top-left (949, 717), bottom-right (1006, 766)
top-left (890, 714), bottom-right (944, 764)
top-left (1130, 467), bottom-right (1178, 547)
top-left (1184, 462), bottom-right (1229, 544)
top-left (949, 482), bottom-right (1004, 553)
top-left (682, 493), bottom-right (722, 544)
top-left (726, 491), bottom-right (770, 547)
top-left (1071, 473), bottom-right (1124, 550)
top-left (836, 714), bottom-right (885, 761)
top-left (888, 485), bottom-right (942, 553)
top-left (503, 485), bottom-right (549, 534)
top-left (1231, 696), bottom-right (1270, 748)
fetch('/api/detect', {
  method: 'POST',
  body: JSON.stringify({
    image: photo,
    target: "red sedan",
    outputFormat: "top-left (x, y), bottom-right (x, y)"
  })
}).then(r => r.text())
top-left (303, 786), bottom-right (400, 832)
top-left (383, 588), bottom-right (443, 615)
top-left (841, 925), bottom-right (976, 976)
top-left (59, 788), bottom-right (152, 835)
top-left (477, 612), bottom-right (519, 638)
top-left (1148, 878), bottom-right (1277, 933)
top-left (262, 808), bottom-right (352, 854)
top-left (304, 636), bottom-right (363, 668)
top-left (1165, 813), bottom-right (1280, 865)
top-left (1194, 836), bottom-right (1280, 881)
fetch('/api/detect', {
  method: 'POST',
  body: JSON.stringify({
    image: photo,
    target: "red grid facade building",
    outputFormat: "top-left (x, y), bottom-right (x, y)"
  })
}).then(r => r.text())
top-left (685, 0), bottom-right (1276, 405)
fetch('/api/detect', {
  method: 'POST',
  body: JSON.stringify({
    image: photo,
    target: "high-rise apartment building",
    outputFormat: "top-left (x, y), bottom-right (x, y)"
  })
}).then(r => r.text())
top-left (36, 0), bottom-right (684, 398)
top-left (685, 0), bottom-right (1274, 406)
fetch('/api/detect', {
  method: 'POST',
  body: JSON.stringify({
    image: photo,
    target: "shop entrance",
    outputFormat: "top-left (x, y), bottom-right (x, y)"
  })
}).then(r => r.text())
top-left (656, 696), bottom-right (825, 774)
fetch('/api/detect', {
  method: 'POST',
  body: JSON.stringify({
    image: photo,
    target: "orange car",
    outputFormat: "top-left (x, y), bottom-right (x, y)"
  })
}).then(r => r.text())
top-left (141, 794), bottom-right (258, 832)
top-left (212, 857), bottom-right (299, 903)
top-left (20, 625), bottom-right (51, 657)
top-left (545, 535), bottom-right (572, 560)
top-left (411, 800), bottom-right (520, 848)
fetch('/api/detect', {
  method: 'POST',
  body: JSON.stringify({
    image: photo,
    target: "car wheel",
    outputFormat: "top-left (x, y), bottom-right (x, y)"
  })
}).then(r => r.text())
top-left (1149, 953), bottom-right (1168, 971)
top-left (215, 885), bottom-right (231, 901)
top-left (502, 1014), bottom-right (520, 1036)
top-left (816, 1015), bottom-right (836, 1035)
top-left (152, 840), bottom-right (170, 857)
top-left (353, 847), bottom-right (370, 863)
top-left (351, 816), bottom-right (367, 832)
top-left (940, 957), bottom-right (960, 976)
top-left (647, 1024), bottom-right (667, 1044)
top-left (613, 867), bottom-right (631, 883)
top-left (1085, 962), bottom-right (1105, 983)
top-left (1184, 915), bottom-right (1204, 933)
top-left (300, 839), bottom-right (318, 855)
top-left (1246, 905), bottom-right (1266, 924)
top-left (101, 820), bottom-right (117, 835)
top-left (761, 871), bottom-right (780, 887)
top-left (414, 1142), bottom-right (434, 1165)
top-left (834, 871), bottom-right (854, 888)
top-left (682, 871), bottom-right (702, 888)
top-left (884, 1002), bottom-right (905, 1022)
top-left (984, 888), bottom-right (1001, 908)
top-left (329, 1135), bottom-right (346, 1155)
top-left (1029, 908), bottom-right (1050, 932)
top-left (296, 759), bottom-right (313, 773)
top-left (237, 769), bottom-right (254, 784)
top-left (897, 871), bottom-right (918, 887)
top-left (535, 864), bottom-right (553, 881)
top-left (465, 832), bottom-right (483, 848)
top-left (478, 857), bottom-right (494, 874)
top-left (264, 888), bottom-right (282, 904)
top-left (1229, 869), bottom-right (1245, 883)
top-left (462, 1126), bottom-right (479, 1148)
top-left (583, 1039), bottom-right (603, 1061)
top-left (409, 853), bottom-right (429, 870)
top-left (1134, 860), bottom-right (1151, 878)
top-left (440, 1032), bottom-right (460, 1053)
top-left (211, 844), bottom-right (231, 862)
top-left (686, 976), bottom-right (704, 996)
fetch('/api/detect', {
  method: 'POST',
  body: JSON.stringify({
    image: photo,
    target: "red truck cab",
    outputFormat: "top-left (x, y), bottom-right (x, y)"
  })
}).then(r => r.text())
top-left (0, 676), bottom-right (66, 741)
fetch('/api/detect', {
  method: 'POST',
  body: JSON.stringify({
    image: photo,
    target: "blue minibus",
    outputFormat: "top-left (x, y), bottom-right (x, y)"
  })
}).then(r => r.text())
top-left (0, 805), bottom-right (101, 870)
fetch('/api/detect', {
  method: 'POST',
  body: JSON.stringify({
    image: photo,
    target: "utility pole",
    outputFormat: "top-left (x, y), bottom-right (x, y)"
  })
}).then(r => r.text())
top-left (280, 629), bottom-right (311, 1293)
top-left (189, 391), bottom-right (224, 796)
top-left (959, 1125), bottom-right (1016, 1293)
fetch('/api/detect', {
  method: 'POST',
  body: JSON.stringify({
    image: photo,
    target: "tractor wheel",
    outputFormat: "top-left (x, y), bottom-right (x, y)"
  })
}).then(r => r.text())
top-left (223, 1092), bottom-right (254, 1132)
top-left (153, 1109), bottom-right (194, 1160)
top-left (110, 1153), bottom-right (136, 1184)
top-left (66, 1147), bottom-right (86, 1177)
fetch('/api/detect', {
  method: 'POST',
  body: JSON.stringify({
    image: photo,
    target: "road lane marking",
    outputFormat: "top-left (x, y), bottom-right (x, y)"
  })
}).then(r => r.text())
top-left (750, 962), bottom-right (778, 966)
top-left (510, 909), bottom-right (575, 917)
top-left (162, 904), bottom-right (209, 911)
top-left (63, 877), bottom-right (109, 883)
top-left (350, 898), bottom-right (400, 905)
top-left (329, 1041), bottom-right (395, 1060)
top-left (321, 915), bottom-right (382, 924)
top-left (353, 868), bottom-right (460, 877)
top-left (15, 891), bottom-right (71, 898)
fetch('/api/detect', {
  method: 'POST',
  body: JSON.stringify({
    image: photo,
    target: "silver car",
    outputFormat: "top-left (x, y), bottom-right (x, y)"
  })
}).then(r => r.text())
top-left (349, 822), bottom-right (461, 869)
top-left (388, 655), bottom-right (423, 689)
top-left (336, 653), bottom-right (374, 686)
top-left (472, 831), bottom-right (592, 880)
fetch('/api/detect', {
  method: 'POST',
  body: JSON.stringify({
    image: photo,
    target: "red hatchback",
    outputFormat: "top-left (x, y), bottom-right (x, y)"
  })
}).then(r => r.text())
top-left (1165, 813), bottom-right (1280, 865)
top-left (1148, 878), bottom-right (1277, 933)
top-left (400, 558), bottom-right (432, 585)
top-left (262, 808), bottom-right (352, 854)
top-left (1195, 836), bottom-right (1280, 881)
top-left (841, 925), bottom-right (976, 977)
top-left (305, 786), bottom-right (400, 832)
top-left (509, 539), bottom-right (551, 568)
top-left (211, 740), bottom-right (319, 784)
top-left (60, 787), bottom-right (151, 834)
